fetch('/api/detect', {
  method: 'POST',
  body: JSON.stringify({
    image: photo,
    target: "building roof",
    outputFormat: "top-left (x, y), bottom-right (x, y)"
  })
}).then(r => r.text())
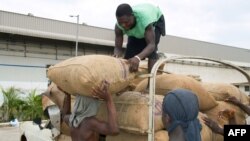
top-left (1, 10), bottom-right (250, 64)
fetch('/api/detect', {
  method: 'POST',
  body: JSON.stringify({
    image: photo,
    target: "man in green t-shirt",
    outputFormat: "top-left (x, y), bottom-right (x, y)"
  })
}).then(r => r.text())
top-left (114, 3), bottom-right (165, 73)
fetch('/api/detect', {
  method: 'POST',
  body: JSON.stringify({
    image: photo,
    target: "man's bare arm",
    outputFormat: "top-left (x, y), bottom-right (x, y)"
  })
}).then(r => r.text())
top-left (91, 80), bottom-right (119, 135)
top-left (202, 116), bottom-right (224, 135)
top-left (225, 96), bottom-right (250, 115)
top-left (137, 24), bottom-right (155, 59)
top-left (128, 24), bottom-right (156, 72)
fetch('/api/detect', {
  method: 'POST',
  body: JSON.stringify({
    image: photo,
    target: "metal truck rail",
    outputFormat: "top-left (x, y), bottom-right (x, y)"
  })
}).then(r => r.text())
top-left (147, 56), bottom-right (250, 141)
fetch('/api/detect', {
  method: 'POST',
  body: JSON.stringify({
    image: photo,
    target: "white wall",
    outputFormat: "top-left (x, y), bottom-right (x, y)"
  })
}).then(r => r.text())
top-left (165, 63), bottom-right (249, 83)
top-left (0, 55), bottom-right (61, 91)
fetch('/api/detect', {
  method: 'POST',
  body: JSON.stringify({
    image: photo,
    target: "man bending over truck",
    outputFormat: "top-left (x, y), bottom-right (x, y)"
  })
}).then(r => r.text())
top-left (61, 80), bottom-right (119, 141)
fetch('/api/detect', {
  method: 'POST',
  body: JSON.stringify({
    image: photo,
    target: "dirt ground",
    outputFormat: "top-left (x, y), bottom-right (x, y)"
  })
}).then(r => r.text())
top-left (0, 126), bottom-right (20, 141)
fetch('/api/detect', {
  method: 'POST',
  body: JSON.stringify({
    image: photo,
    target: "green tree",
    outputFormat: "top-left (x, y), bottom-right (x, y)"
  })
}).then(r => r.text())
top-left (1, 87), bottom-right (24, 122)
top-left (22, 89), bottom-right (43, 121)
top-left (0, 87), bottom-right (44, 122)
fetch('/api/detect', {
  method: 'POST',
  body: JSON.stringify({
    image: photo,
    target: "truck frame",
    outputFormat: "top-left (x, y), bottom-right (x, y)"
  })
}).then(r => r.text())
top-left (19, 56), bottom-right (250, 141)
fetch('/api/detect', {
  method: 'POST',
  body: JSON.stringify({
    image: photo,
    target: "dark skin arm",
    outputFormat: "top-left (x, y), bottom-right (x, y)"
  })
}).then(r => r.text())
top-left (61, 92), bottom-right (71, 116)
top-left (90, 80), bottom-right (119, 135)
top-left (202, 116), bottom-right (224, 135)
top-left (202, 109), bottom-right (236, 135)
top-left (128, 24), bottom-right (156, 72)
top-left (114, 23), bottom-right (156, 72)
top-left (225, 96), bottom-right (250, 115)
top-left (60, 88), bottom-right (71, 126)
top-left (113, 25), bottom-right (124, 58)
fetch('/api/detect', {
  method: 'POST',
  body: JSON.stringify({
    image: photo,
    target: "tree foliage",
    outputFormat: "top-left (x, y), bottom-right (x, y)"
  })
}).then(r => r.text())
top-left (0, 87), bottom-right (43, 122)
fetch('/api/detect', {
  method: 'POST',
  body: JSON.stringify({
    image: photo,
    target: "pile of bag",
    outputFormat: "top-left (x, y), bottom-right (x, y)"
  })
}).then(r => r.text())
top-left (96, 91), bottom-right (215, 141)
top-left (95, 72), bottom-right (229, 140)
top-left (42, 54), bottom-right (249, 141)
top-left (129, 73), bottom-right (249, 141)
top-left (43, 55), bottom-right (151, 136)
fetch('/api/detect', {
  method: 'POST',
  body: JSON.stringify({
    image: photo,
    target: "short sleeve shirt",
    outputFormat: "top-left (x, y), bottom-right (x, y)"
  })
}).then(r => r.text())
top-left (117, 3), bottom-right (163, 39)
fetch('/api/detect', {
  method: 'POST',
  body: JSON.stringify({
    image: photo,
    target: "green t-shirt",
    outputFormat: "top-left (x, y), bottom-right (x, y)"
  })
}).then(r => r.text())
top-left (117, 3), bottom-right (163, 39)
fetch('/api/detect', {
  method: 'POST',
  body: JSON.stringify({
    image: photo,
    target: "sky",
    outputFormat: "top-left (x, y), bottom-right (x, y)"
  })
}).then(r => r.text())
top-left (1, 0), bottom-right (250, 50)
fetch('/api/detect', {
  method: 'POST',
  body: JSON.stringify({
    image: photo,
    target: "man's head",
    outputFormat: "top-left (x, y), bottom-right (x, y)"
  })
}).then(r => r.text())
top-left (162, 89), bottom-right (199, 132)
top-left (116, 3), bottom-right (135, 30)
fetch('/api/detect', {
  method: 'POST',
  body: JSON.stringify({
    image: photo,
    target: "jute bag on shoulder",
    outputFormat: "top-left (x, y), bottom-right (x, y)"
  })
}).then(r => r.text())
top-left (47, 55), bottom-right (135, 96)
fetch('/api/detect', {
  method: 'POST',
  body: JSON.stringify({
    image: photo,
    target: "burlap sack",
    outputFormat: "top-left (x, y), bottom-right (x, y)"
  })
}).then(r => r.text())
top-left (42, 82), bottom-right (66, 111)
top-left (106, 130), bottom-right (169, 141)
top-left (134, 73), bottom-right (218, 111)
top-left (41, 95), bottom-right (55, 111)
top-left (60, 122), bottom-right (71, 136)
top-left (198, 113), bottom-right (213, 141)
top-left (56, 134), bottom-right (72, 141)
top-left (128, 62), bottom-right (166, 91)
top-left (107, 118), bottom-right (212, 141)
top-left (202, 82), bottom-right (249, 105)
top-left (203, 101), bottom-right (247, 126)
top-left (212, 134), bottom-right (223, 141)
top-left (127, 77), bottom-right (147, 91)
top-left (96, 91), bottom-right (164, 135)
top-left (47, 55), bottom-right (135, 97)
top-left (199, 112), bottom-right (223, 141)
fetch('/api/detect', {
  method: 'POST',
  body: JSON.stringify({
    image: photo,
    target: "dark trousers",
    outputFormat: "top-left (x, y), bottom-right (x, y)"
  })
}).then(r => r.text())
top-left (124, 15), bottom-right (165, 60)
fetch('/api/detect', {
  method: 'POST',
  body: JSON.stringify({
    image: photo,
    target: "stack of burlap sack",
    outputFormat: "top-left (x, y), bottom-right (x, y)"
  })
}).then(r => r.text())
top-left (200, 82), bottom-right (249, 141)
top-left (43, 54), bottom-right (249, 141)
top-left (131, 73), bottom-right (249, 141)
top-left (101, 72), bottom-right (218, 141)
